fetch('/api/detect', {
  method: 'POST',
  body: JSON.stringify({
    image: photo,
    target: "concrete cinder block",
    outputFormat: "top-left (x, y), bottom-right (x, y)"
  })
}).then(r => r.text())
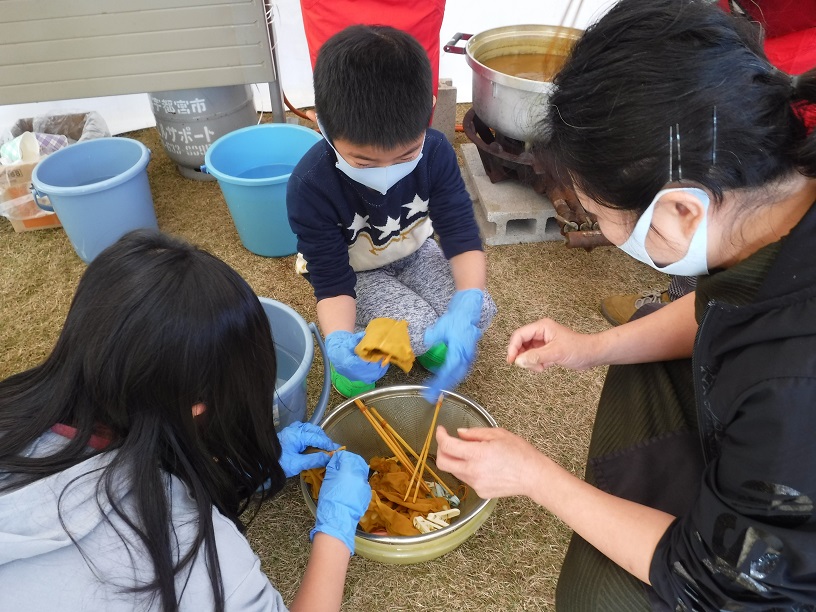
top-left (431, 78), bottom-right (457, 143)
top-left (460, 143), bottom-right (563, 246)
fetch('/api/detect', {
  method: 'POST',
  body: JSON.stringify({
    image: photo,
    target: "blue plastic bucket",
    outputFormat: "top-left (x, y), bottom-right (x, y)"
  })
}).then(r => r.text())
top-left (203, 124), bottom-right (322, 257)
top-left (259, 297), bottom-right (330, 431)
top-left (31, 137), bottom-right (157, 263)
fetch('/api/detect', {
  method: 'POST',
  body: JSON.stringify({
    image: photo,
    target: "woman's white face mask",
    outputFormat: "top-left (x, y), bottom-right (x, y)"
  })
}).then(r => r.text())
top-left (617, 187), bottom-right (711, 276)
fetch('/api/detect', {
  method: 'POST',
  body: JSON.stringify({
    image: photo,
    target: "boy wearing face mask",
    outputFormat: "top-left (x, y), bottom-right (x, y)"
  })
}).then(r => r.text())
top-left (286, 25), bottom-right (496, 400)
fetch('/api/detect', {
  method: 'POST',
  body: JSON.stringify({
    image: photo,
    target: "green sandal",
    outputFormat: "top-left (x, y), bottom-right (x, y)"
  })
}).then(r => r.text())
top-left (330, 364), bottom-right (376, 398)
top-left (417, 342), bottom-right (447, 373)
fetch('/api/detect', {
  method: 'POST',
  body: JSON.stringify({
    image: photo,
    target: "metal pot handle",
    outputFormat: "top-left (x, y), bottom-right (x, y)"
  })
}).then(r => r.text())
top-left (443, 32), bottom-right (472, 54)
top-left (307, 323), bottom-right (331, 426)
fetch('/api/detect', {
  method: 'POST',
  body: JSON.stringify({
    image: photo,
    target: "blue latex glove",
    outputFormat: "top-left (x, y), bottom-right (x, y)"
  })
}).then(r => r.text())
top-left (277, 421), bottom-right (341, 478)
top-left (325, 330), bottom-right (389, 384)
top-left (311, 450), bottom-right (372, 555)
top-left (422, 288), bottom-right (484, 402)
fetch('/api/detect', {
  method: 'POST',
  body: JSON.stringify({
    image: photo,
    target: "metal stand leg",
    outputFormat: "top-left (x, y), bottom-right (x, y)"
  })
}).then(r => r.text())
top-left (264, 0), bottom-right (286, 123)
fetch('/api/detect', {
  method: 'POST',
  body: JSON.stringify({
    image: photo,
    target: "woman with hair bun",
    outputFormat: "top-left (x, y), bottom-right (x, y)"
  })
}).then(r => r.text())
top-left (436, 0), bottom-right (816, 609)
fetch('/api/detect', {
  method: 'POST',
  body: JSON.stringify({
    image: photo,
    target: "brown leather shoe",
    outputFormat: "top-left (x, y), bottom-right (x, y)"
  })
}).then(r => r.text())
top-left (600, 290), bottom-right (670, 326)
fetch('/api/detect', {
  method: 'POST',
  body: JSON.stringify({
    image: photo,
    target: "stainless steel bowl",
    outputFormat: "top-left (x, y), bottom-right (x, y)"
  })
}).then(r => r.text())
top-left (300, 385), bottom-right (498, 564)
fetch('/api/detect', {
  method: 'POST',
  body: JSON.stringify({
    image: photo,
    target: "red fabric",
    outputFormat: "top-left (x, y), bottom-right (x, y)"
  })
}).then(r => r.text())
top-left (764, 28), bottom-right (816, 74)
top-left (717, 0), bottom-right (816, 72)
top-left (793, 101), bottom-right (816, 134)
top-left (718, 0), bottom-right (816, 131)
top-left (51, 423), bottom-right (113, 451)
top-left (718, 0), bottom-right (816, 39)
top-left (299, 0), bottom-right (446, 94)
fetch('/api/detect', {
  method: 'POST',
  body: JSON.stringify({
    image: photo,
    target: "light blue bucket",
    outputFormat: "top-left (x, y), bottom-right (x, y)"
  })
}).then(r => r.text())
top-left (202, 124), bottom-right (322, 257)
top-left (31, 137), bottom-right (157, 264)
top-left (259, 297), bottom-right (330, 431)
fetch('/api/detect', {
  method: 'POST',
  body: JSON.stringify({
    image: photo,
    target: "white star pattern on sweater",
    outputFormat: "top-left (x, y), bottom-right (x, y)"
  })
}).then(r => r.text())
top-left (402, 194), bottom-right (429, 219)
top-left (373, 215), bottom-right (402, 241)
top-left (347, 213), bottom-right (369, 239)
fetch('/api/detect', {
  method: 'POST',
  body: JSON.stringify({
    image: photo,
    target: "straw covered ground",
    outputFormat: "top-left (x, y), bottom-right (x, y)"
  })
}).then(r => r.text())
top-left (0, 106), bottom-right (665, 610)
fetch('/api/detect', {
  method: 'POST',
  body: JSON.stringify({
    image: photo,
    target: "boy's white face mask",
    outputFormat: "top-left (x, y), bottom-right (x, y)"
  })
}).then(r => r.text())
top-left (333, 149), bottom-right (423, 195)
top-left (319, 120), bottom-right (424, 195)
top-left (618, 187), bottom-right (711, 276)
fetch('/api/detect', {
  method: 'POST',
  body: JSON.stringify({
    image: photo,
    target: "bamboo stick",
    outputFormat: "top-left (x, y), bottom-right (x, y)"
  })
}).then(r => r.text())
top-left (368, 405), bottom-right (456, 498)
top-left (355, 399), bottom-right (411, 466)
top-left (405, 393), bottom-right (444, 501)
top-left (411, 394), bottom-right (444, 502)
top-left (368, 406), bottom-right (418, 457)
top-left (544, 0), bottom-right (585, 61)
top-left (354, 399), bottom-right (430, 493)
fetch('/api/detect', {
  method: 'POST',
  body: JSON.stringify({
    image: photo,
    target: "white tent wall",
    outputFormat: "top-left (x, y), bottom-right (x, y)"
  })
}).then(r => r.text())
top-left (0, 0), bottom-right (613, 135)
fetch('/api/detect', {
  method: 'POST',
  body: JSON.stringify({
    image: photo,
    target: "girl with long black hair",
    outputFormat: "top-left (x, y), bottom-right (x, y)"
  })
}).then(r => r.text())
top-left (0, 230), bottom-right (371, 611)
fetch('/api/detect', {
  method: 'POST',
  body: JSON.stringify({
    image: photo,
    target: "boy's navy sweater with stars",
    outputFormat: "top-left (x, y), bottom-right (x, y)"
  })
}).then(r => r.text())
top-left (286, 128), bottom-right (483, 301)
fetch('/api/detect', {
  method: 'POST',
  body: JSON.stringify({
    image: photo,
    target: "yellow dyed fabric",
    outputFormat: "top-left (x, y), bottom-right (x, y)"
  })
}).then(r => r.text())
top-left (354, 318), bottom-right (415, 373)
top-left (302, 467), bottom-right (324, 499)
top-left (303, 456), bottom-right (450, 536)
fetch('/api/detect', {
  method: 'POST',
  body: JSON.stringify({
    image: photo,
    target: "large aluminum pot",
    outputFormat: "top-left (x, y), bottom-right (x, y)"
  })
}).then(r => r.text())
top-left (446, 25), bottom-right (582, 142)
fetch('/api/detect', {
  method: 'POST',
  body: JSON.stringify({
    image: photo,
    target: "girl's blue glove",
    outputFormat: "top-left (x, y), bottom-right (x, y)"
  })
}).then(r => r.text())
top-left (277, 421), bottom-right (341, 478)
top-left (325, 330), bottom-right (389, 384)
top-left (422, 288), bottom-right (484, 402)
top-left (311, 450), bottom-right (372, 555)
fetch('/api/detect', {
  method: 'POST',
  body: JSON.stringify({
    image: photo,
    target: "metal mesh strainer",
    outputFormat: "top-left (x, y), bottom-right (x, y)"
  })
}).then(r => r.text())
top-left (300, 385), bottom-right (498, 563)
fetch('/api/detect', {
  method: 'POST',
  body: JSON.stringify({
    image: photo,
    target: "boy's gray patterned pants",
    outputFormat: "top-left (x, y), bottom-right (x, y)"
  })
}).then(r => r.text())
top-left (354, 238), bottom-right (496, 356)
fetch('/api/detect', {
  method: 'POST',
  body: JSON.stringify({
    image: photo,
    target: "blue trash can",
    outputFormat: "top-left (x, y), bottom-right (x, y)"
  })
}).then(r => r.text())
top-left (203, 124), bottom-right (322, 257)
top-left (31, 137), bottom-right (157, 263)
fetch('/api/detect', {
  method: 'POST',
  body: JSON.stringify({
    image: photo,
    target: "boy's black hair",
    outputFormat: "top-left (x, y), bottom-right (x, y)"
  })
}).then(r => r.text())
top-left (314, 24), bottom-right (433, 149)
top-left (542, 0), bottom-right (816, 214)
